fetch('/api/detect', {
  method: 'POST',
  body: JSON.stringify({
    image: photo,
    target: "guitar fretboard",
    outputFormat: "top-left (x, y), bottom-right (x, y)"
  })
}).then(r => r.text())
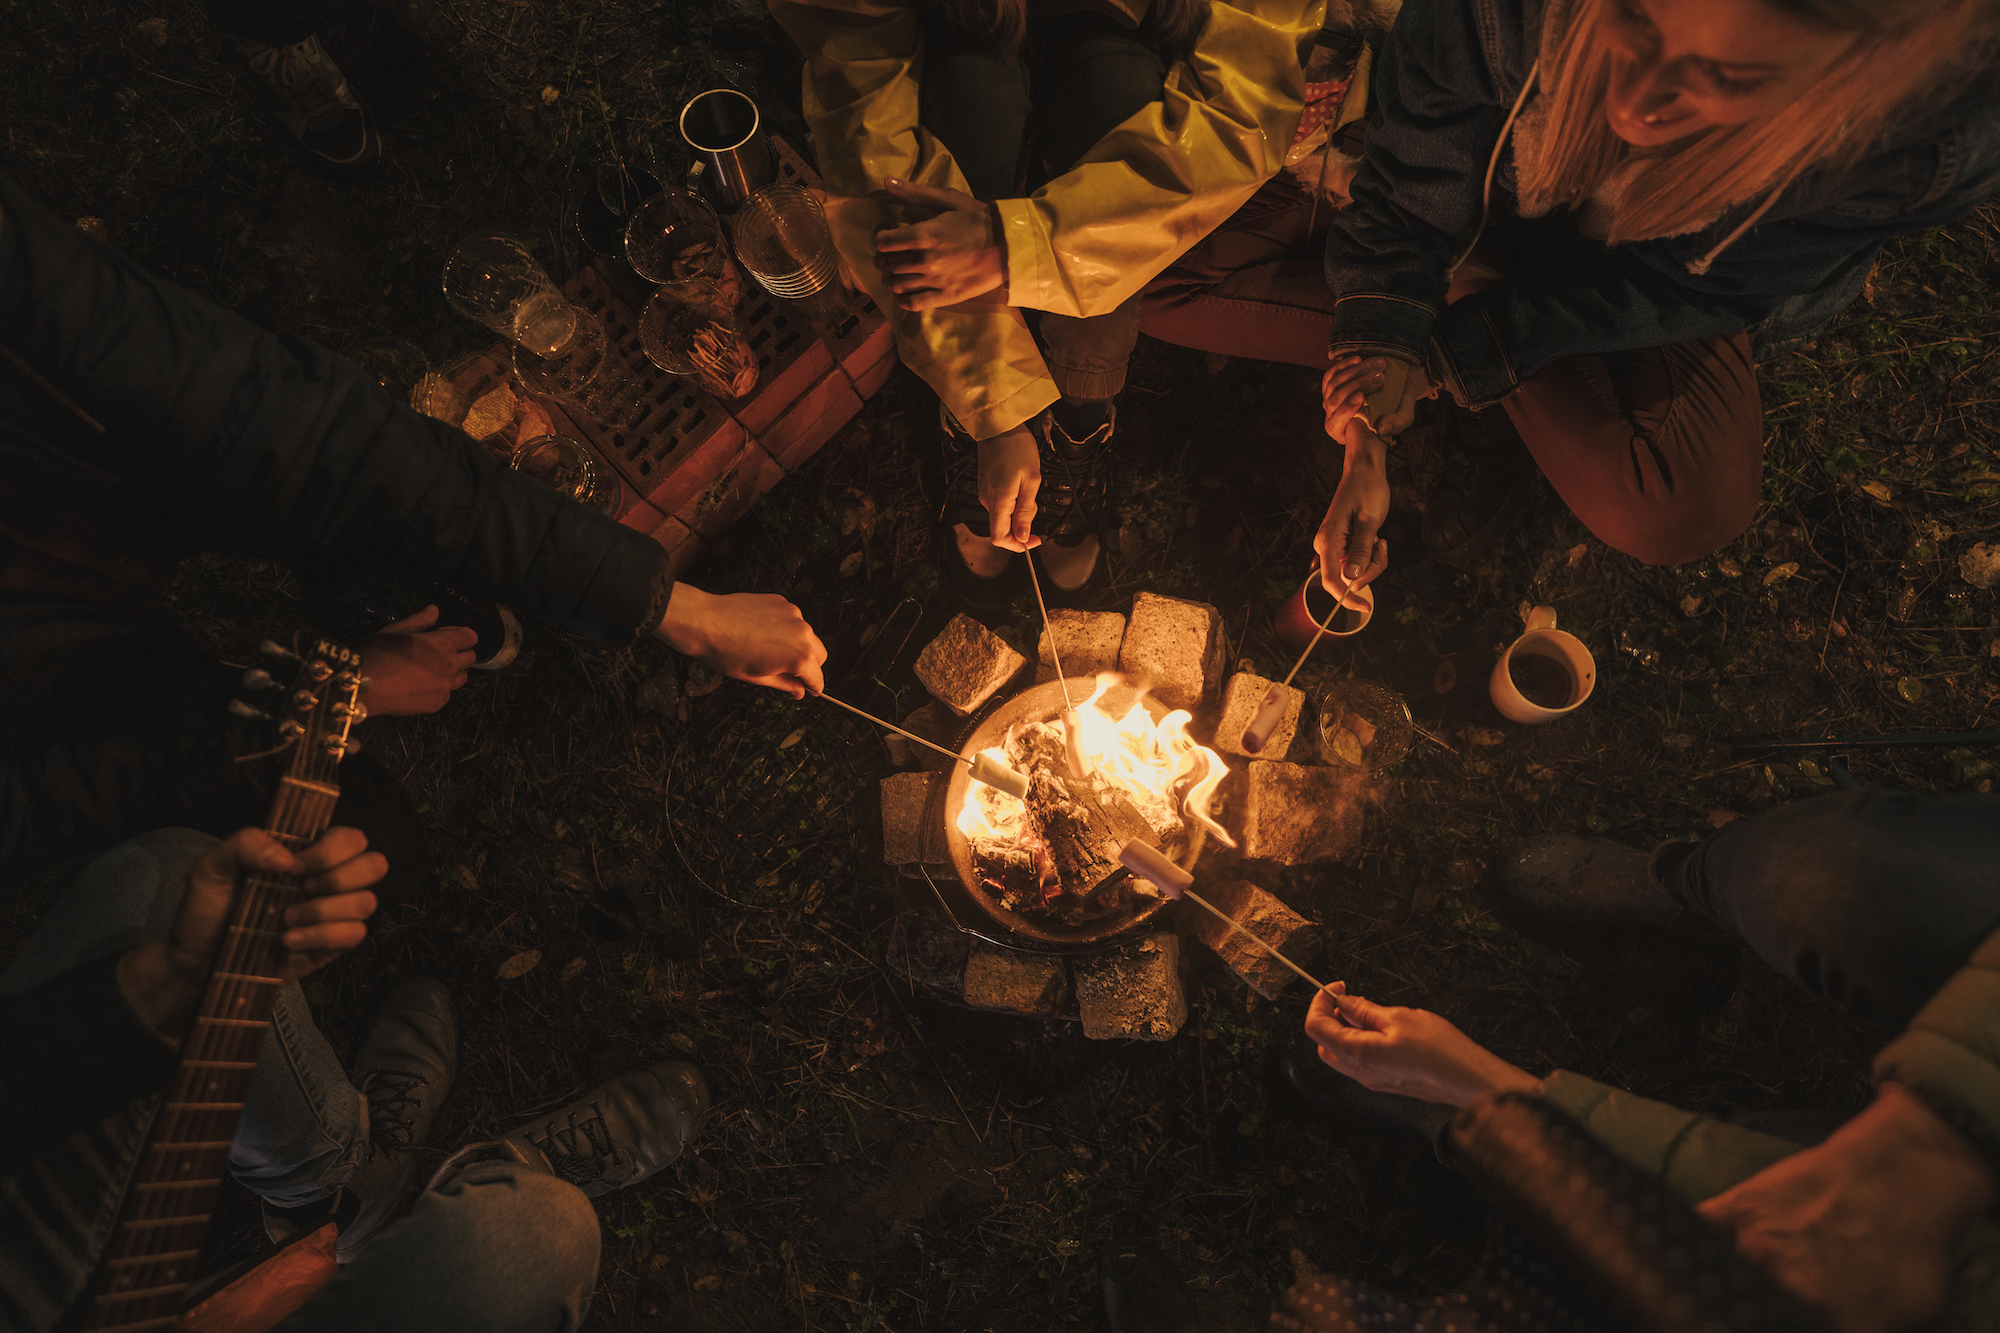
top-left (80, 667), bottom-right (352, 1333)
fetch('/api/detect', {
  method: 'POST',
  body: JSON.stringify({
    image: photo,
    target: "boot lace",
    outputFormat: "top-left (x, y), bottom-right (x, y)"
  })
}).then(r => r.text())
top-left (528, 1103), bottom-right (624, 1186)
top-left (361, 1071), bottom-right (428, 1149)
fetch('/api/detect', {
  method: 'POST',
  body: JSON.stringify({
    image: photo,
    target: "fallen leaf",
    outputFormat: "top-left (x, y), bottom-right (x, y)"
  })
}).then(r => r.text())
top-left (723, 1230), bottom-right (748, 1248)
top-left (685, 667), bottom-right (725, 698)
top-left (1762, 561), bottom-right (1800, 587)
top-left (455, 865), bottom-right (479, 894)
top-left (858, 622), bottom-right (879, 647)
top-left (692, 1275), bottom-right (723, 1292)
top-left (1566, 543), bottom-right (1589, 568)
top-left (1718, 558), bottom-right (1743, 578)
top-left (75, 215), bottom-right (110, 242)
top-left (1432, 659), bottom-right (1457, 694)
top-left (498, 949), bottom-right (542, 980)
top-left (1464, 727), bottom-right (1506, 747)
top-left (1679, 594), bottom-right (1702, 616)
top-left (838, 551), bottom-right (864, 578)
top-left (560, 956), bottom-right (586, 982)
top-left (1860, 479), bottom-right (1893, 505)
top-left (540, 84), bottom-right (560, 104)
top-left (669, 1032), bottom-right (697, 1053)
top-left (1705, 809), bottom-right (1741, 829)
top-left (778, 728), bottom-right (805, 750)
top-left (1328, 730), bottom-right (1363, 765)
top-left (1897, 676), bottom-right (1925, 704)
top-left (1961, 541), bottom-right (2000, 589)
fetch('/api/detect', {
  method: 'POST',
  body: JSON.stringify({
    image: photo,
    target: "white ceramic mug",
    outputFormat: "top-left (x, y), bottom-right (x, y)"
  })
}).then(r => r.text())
top-left (1489, 606), bottom-right (1596, 724)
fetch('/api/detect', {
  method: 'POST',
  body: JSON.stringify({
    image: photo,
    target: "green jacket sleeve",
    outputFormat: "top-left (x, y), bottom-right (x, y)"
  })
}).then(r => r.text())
top-left (1535, 1069), bottom-right (1802, 1205)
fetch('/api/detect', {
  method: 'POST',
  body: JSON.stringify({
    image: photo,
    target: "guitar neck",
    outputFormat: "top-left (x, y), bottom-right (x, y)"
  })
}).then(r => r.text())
top-left (82, 641), bottom-right (358, 1333)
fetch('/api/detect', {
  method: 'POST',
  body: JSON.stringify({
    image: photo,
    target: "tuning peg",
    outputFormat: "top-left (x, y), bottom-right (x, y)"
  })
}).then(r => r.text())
top-left (227, 699), bottom-right (270, 721)
top-left (241, 668), bottom-right (278, 691)
top-left (260, 640), bottom-right (301, 662)
top-left (332, 701), bottom-right (368, 722)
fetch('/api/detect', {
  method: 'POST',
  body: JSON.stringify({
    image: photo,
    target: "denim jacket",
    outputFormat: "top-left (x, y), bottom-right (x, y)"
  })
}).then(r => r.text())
top-left (1325, 0), bottom-right (2000, 407)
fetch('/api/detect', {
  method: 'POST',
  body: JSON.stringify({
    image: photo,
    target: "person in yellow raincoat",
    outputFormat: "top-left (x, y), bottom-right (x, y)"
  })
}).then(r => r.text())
top-left (770, 0), bottom-right (1367, 602)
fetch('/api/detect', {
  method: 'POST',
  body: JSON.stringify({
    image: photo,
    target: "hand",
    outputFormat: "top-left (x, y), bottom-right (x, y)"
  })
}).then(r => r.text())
top-left (1304, 982), bottom-right (1539, 1108)
top-left (872, 178), bottom-right (1006, 312)
top-left (118, 827), bottom-right (384, 1040)
top-left (654, 584), bottom-right (828, 699)
top-left (359, 606), bottom-right (479, 717)
top-left (1324, 354), bottom-right (1433, 441)
top-left (1698, 1083), bottom-right (1994, 1333)
top-left (978, 422), bottom-right (1043, 553)
top-left (1315, 441), bottom-right (1390, 606)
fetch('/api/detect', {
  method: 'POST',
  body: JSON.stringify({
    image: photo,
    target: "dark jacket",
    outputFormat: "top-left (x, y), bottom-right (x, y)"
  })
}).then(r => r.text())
top-left (1325, 0), bottom-right (2000, 406)
top-left (0, 169), bottom-right (674, 872)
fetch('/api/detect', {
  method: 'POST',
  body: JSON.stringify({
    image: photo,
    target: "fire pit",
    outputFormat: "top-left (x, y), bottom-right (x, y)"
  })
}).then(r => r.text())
top-left (941, 676), bottom-right (1231, 950)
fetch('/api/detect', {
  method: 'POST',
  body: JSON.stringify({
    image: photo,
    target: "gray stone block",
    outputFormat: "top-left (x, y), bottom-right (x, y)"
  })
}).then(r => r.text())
top-left (1118, 592), bottom-right (1223, 712)
top-left (915, 614), bottom-right (1028, 716)
top-left (1213, 672), bottom-right (1304, 759)
top-left (1187, 879), bottom-right (1319, 999)
top-left (1234, 761), bottom-right (1366, 865)
top-left (880, 771), bottom-right (946, 865)
top-left (963, 943), bottom-right (1069, 1017)
top-left (1034, 610), bottom-right (1127, 689)
top-left (1074, 932), bottom-right (1186, 1040)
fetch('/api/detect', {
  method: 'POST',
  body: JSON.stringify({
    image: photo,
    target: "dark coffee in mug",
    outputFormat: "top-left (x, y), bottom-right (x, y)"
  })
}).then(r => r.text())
top-left (1507, 652), bottom-right (1574, 710)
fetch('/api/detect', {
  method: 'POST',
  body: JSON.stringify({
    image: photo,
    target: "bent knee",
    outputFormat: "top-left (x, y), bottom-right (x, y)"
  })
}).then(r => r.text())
top-left (1590, 482), bottom-right (1760, 566)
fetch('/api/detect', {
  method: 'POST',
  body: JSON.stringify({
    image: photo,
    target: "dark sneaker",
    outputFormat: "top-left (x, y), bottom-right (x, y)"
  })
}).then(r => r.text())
top-left (264, 979), bottom-right (457, 1262)
top-left (937, 405), bottom-right (1031, 610)
top-left (1030, 403), bottom-right (1113, 603)
top-left (241, 34), bottom-right (382, 175)
top-left (1418, 406), bottom-right (1534, 565)
top-left (1101, 1236), bottom-right (1201, 1333)
top-left (455, 1061), bottom-right (710, 1199)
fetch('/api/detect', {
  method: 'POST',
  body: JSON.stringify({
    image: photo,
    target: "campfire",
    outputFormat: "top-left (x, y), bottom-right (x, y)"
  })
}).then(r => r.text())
top-left (955, 674), bottom-right (1235, 924)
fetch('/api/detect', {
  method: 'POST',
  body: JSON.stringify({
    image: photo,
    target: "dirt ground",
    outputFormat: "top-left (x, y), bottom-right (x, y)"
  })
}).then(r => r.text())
top-left (5, 3), bottom-right (1998, 1330)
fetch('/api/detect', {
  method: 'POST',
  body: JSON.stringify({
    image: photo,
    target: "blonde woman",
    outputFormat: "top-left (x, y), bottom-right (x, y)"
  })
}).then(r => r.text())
top-left (1140, 0), bottom-right (2000, 588)
top-left (770, 0), bottom-right (1335, 603)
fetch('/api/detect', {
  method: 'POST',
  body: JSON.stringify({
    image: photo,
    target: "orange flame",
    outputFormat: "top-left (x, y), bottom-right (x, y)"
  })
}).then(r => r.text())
top-left (956, 674), bottom-right (1237, 858)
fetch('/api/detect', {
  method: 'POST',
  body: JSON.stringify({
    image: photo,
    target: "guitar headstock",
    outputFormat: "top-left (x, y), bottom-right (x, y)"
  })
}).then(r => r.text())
top-left (228, 638), bottom-right (366, 776)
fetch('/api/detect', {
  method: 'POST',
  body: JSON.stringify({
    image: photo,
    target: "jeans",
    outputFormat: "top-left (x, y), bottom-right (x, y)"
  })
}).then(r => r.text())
top-left (919, 11), bottom-right (1165, 403)
top-left (0, 830), bottom-right (599, 1333)
top-left (1140, 174), bottom-right (1765, 565)
top-left (1654, 789), bottom-right (2000, 1026)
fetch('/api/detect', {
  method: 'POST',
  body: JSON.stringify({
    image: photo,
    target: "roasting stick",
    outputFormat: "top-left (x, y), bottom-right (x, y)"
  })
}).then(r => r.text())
top-left (1239, 565), bottom-right (1383, 754)
top-left (1118, 841), bottom-right (1329, 992)
top-left (814, 691), bottom-right (1030, 799)
top-left (1025, 556), bottom-right (1093, 779)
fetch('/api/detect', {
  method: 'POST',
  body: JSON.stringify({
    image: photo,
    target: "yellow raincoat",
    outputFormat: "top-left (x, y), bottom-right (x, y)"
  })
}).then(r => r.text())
top-left (771, 0), bottom-right (1334, 439)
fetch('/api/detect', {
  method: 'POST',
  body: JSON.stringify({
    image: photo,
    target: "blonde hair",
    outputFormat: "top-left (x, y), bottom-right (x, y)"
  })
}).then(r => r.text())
top-left (1517, 0), bottom-right (1998, 245)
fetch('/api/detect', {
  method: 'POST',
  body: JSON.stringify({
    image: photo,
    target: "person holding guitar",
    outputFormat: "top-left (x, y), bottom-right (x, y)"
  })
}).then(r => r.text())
top-left (1, 645), bottom-right (712, 1332)
top-left (0, 166), bottom-right (829, 891)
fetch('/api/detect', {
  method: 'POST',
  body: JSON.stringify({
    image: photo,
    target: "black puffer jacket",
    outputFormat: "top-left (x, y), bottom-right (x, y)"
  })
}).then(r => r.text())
top-left (0, 170), bottom-right (672, 873)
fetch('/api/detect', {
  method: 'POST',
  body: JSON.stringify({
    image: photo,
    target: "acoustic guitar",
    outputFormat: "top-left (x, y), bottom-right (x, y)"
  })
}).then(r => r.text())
top-left (79, 637), bottom-right (363, 1333)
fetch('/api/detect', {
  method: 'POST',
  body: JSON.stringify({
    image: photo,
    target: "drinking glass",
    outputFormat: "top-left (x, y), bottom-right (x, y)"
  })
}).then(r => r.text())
top-left (511, 305), bottom-right (641, 429)
top-left (730, 185), bottom-right (839, 299)
top-left (442, 234), bottom-right (579, 358)
top-left (625, 190), bottom-right (744, 307)
top-left (511, 435), bottom-right (622, 516)
top-left (1315, 679), bottom-right (1413, 771)
top-left (640, 281), bottom-right (759, 400)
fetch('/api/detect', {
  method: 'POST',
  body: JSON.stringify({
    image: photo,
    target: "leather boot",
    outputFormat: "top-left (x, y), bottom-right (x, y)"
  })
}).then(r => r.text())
top-left (431, 1060), bottom-right (710, 1199)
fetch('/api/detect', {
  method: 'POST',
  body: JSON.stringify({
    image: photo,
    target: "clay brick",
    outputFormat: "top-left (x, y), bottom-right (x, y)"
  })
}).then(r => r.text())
top-left (1213, 672), bottom-right (1305, 760)
top-left (1034, 610), bottom-right (1126, 689)
top-left (1074, 932), bottom-right (1186, 1041)
top-left (1188, 879), bottom-right (1320, 1000)
top-left (880, 771), bottom-right (946, 865)
top-left (1118, 592), bottom-right (1224, 712)
top-left (1234, 762), bottom-right (1367, 865)
top-left (885, 702), bottom-right (960, 771)
top-left (759, 366), bottom-right (864, 475)
top-left (915, 614), bottom-right (1028, 716)
top-left (647, 513), bottom-right (708, 580)
top-left (963, 943), bottom-right (1068, 1017)
top-left (886, 910), bottom-right (968, 1001)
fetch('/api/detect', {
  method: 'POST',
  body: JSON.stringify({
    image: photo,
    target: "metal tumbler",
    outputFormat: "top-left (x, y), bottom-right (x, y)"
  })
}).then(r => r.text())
top-left (679, 89), bottom-right (775, 211)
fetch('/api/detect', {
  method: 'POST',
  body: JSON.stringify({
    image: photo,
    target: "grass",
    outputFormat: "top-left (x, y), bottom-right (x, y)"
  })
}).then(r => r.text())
top-left (3, 2), bottom-right (1997, 1330)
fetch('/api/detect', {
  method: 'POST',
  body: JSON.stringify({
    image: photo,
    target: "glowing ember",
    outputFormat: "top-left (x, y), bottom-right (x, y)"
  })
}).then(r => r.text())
top-left (958, 674), bottom-right (1236, 917)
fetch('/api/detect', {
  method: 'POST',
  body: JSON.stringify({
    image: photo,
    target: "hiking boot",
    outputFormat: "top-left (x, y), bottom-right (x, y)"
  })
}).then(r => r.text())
top-left (1418, 406), bottom-right (1534, 565)
top-left (241, 34), bottom-right (382, 176)
top-left (1033, 401), bottom-right (1114, 603)
top-left (1101, 1236), bottom-right (1201, 1333)
top-left (264, 979), bottom-right (457, 1261)
top-left (443, 1061), bottom-right (710, 1199)
top-left (937, 405), bottom-right (1032, 610)
top-left (1485, 835), bottom-right (1683, 935)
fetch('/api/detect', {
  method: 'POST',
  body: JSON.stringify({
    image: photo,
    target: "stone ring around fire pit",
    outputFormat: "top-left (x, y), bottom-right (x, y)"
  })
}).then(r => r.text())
top-left (942, 677), bottom-right (1193, 951)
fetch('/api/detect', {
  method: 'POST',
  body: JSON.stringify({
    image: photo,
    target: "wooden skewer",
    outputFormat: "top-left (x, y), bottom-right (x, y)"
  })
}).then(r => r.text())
top-left (813, 691), bottom-right (1029, 798)
top-left (1117, 842), bottom-right (1327, 992)
top-left (1185, 889), bottom-right (1329, 992)
top-left (815, 690), bottom-right (962, 764)
top-left (1025, 553), bottom-right (1069, 700)
top-left (1278, 566), bottom-right (1379, 690)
